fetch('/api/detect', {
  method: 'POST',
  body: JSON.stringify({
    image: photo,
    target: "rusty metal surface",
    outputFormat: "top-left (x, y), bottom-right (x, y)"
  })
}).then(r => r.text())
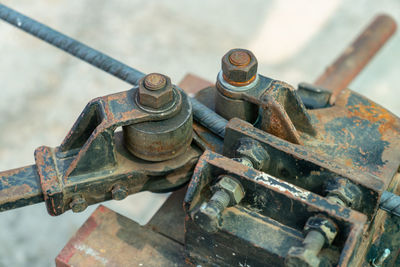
top-left (55, 75), bottom-right (215, 267)
top-left (56, 205), bottom-right (185, 267)
top-left (0, 4), bottom-right (398, 266)
top-left (305, 89), bottom-right (400, 188)
top-left (224, 118), bottom-right (384, 218)
top-left (37, 85), bottom-right (195, 215)
top-left (185, 150), bottom-right (367, 266)
top-left (0, 84), bottom-right (199, 216)
top-left (215, 68), bottom-right (317, 145)
top-left (0, 74), bottom-right (214, 216)
top-left (219, 119), bottom-right (400, 266)
top-left (358, 171), bottom-right (400, 266)
top-left (314, 14), bottom-right (397, 104)
top-left (0, 165), bottom-right (43, 211)
top-left (147, 186), bottom-right (187, 245)
top-left (221, 48), bottom-right (258, 86)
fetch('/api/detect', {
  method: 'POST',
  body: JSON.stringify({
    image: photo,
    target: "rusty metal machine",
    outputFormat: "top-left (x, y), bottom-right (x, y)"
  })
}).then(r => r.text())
top-left (0, 3), bottom-right (399, 267)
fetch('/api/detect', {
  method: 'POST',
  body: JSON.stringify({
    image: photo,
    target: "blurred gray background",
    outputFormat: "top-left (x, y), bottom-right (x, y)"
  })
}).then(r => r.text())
top-left (0, 0), bottom-right (398, 266)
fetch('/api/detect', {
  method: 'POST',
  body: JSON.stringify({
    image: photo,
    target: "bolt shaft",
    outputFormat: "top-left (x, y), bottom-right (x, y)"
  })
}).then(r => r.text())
top-left (372, 248), bottom-right (391, 267)
top-left (209, 190), bottom-right (230, 212)
top-left (303, 230), bottom-right (325, 254)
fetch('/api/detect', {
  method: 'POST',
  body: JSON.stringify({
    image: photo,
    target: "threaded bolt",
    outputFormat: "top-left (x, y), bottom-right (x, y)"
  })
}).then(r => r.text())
top-left (192, 177), bottom-right (244, 233)
top-left (209, 190), bottom-right (231, 212)
top-left (286, 215), bottom-right (338, 267)
top-left (229, 50), bottom-right (251, 66)
top-left (69, 195), bottom-right (88, 213)
top-left (286, 230), bottom-right (326, 267)
top-left (193, 190), bottom-right (231, 233)
top-left (138, 73), bottom-right (174, 109)
top-left (372, 248), bottom-right (391, 267)
top-left (221, 48), bottom-right (258, 85)
top-left (144, 73), bottom-right (166, 90)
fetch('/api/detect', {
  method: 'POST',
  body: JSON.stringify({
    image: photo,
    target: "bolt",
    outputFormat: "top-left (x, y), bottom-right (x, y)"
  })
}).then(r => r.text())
top-left (144, 73), bottom-right (167, 90)
top-left (229, 50), bottom-right (251, 66)
top-left (69, 195), bottom-right (88, 213)
top-left (286, 216), bottom-right (338, 267)
top-left (324, 177), bottom-right (362, 209)
top-left (138, 73), bottom-right (174, 109)
top-left (221, 48), bottom-right (258, 86)
top-left (286, 230), bottom-right (325, 267)
top-left (235, 138), bottom-right (270, 171)
top-left (111, 184), bottom-right (128, 201)
top-left (192, 176), bottom-right (244, 233)
top-left (372, 248), bottom-right (391, 267)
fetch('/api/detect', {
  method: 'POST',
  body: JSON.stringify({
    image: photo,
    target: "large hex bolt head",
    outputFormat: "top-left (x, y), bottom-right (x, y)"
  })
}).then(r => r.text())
top-left (286, 246), bottom-right (321, 267)
top-left (138, 73), bottom-right (174, 109)
top-left (235, 138), bottom-right (270, 170)
top-left (221, 48), bottom-right (258, 84)
top-left (213, 176), bottom-right (245, 206)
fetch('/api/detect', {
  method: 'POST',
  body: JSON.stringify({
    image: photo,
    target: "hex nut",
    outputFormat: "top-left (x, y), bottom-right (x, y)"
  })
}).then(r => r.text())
top-left (221, 48), bottom-right (258, 84)
top-left (325, 177), bottom-right (362, 208)
top-left (304, 215), bottom-right (338, 246)
top-left (235, 138), bottom-right (270, 170)
top-left (138, 73), bottom-right (174, 109)
top-left (286, 246), bottom-right (321, 267)
top-left (192, 202), bottom-right (220, 233)
top-left (213, 176), bottom-right (245, 206)
top-left (69, 196), bottom-right (88, 213)
top-left (111, 184), bottom-right (128, 201)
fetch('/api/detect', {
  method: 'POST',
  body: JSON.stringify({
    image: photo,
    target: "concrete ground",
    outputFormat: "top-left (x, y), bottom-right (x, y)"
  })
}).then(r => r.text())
top-left (0, 0), bottom-right (398, 266)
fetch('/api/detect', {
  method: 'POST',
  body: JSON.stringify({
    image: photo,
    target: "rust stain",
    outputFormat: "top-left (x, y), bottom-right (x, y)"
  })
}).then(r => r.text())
top-left (348, 102), bottom-right (399, 135)
top-left (0, 184), bottom-right (33, 201)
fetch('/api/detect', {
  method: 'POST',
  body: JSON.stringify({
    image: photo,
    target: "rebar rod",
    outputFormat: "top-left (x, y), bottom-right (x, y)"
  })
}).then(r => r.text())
top-left (0, 4), bottom-right (145, 86)
top-left (0, 4), bottom-right (228, 138)
top-left (379, 191), bottom-right (400, 217)
top-left (191, 98), bottom-right (227, 137)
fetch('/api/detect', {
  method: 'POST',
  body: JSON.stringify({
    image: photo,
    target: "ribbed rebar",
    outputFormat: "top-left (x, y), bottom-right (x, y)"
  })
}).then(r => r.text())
top-left (0, 4), bottom-right (145, 85)
top-left (379, 191), bottom-right (400, 217)
top-left (191, 98), bottom-right (227, 138)
top-left (0, 4), bottom-right (228, 138)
